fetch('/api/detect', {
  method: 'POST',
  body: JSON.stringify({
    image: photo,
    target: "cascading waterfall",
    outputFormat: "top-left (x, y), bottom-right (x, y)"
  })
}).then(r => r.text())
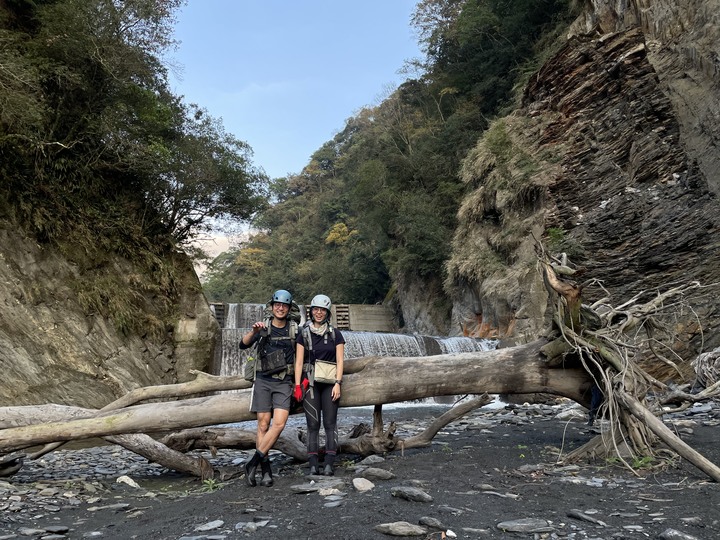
top-left (225, 303), bottom-right (238, 328)
top-left (342, 331), bottom-right (496, 358)
top-left (215, 303), bottom-right (497, 378)
top-left (216, 303), bottom-right (269, 377)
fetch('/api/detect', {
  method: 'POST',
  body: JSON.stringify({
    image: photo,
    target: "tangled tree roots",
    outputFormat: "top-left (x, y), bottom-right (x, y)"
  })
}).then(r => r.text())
top-left (538, 245), bottom-right (720, 480)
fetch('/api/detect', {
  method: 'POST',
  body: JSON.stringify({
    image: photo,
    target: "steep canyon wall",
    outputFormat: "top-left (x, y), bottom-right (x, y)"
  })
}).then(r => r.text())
top-left (406, 0), bottom-right (720, 374)
top-left (0, 226), bottom-right (218, 407)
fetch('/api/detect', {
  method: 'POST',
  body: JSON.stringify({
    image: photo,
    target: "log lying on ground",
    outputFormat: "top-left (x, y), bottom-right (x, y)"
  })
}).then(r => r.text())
top-left (161, 394), bottom-right (494, 462)
top-left (0, 403), bottom-right (218, 479)
top-left (0, 341), bottom-right (592, 454)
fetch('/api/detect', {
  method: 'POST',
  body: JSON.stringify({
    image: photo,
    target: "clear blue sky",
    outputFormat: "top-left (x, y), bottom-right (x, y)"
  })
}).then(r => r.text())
top-left (167, 0), bottom-right (422, 180)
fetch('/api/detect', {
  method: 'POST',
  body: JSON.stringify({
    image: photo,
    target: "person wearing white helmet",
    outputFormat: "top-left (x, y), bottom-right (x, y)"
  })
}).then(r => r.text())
top-left (238, 289), bottom-right (297, 487)
top-left (294, 294), bottom-right (346, 476)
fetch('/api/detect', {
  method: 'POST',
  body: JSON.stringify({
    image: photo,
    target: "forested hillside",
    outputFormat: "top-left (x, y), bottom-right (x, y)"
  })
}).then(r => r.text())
top-left (1, 0), bottom-right (267, 334)
top-left (201, 0), bottom-right (578, 309)
top-left (0, 0), bottom-right (267, 406)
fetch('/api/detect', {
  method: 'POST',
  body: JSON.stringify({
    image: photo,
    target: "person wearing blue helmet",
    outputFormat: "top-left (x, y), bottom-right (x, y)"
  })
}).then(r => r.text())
top-left (238, 289), bottom-right (298, 487)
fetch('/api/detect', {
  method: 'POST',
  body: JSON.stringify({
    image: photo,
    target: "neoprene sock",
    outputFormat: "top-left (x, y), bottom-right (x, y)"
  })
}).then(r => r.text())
top-left (308, 455), bottom-right (319, 475)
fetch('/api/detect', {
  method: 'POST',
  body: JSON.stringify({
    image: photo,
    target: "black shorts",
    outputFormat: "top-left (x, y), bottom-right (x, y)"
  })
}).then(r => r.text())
top-left (250, 375), bottom-right (292, 412)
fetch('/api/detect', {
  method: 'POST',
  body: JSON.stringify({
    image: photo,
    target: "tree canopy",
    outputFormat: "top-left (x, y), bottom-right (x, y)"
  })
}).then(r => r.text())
top-left (202, 0), bottom-right (577, 305)
top-left (0, 0), bottom-right (268, 246)
top-left (1, 0), bottom-right (268, 333)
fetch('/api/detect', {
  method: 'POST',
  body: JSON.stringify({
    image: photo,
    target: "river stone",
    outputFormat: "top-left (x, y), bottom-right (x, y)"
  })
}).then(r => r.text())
top-left (657, 529), bottom-right (702, 540)
top-left (290, 478), bottom-right (344, 493)
top-left (418, 516), bottom-right (446, 530)
top-left (194, 519), bottom-right (224, 531)
top-left (87, 502), bottom-right (130, 512)
top-left (437, 505), bottom-right (463, 515)
top-left (390, 486), bottom-right (433, 503)
top-left (496, 518), bottom-right (554, 533)
top-left (356, 455), bottom-right (385, 466)
top-left (374, 521), bottom-right (427, 536)
top-left (352, 478), bottom-right (375, 492)
top-left (358, 467), bottom-right (395, 480)
top-left (18, 528), bottom-right (47, 536)
top-left (44, 526), bottom-right (70, 534)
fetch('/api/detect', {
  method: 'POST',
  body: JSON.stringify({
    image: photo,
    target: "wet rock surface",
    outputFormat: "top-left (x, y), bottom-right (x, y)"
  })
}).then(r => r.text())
top-left (1, 400), bottom-right (719, 539)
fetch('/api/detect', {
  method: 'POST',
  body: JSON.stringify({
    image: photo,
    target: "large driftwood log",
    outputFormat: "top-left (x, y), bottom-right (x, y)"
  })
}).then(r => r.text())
top-left (0, 343), bottom-right (591, 453)
top-left (0, 372), bottom-right (256, 479)
top-left (160, 395), bottom-right (493, 460)
top-left (0, 403), bottom-right (218, 479)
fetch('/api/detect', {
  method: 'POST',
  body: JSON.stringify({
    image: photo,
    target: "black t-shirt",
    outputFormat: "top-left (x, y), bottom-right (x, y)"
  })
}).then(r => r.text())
top-left (240, 321), bottom-right (296, 378)
top-left (297, 326), bottom-right (345, 363)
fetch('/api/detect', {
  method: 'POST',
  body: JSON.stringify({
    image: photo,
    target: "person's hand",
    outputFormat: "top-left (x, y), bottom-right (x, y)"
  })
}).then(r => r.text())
top-left (331, 383), bottom-right (341, 401)
top-left (251, 321), bottom-right (266, 334)
top-left (293, 384), bottom-right (303, 402)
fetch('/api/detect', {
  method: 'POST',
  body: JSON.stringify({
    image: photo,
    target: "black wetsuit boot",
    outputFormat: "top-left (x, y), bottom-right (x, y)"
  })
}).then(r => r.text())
top-left (260, 456), bottom-right (274, 487)
top-left (308, 455), bottom-right (319, 476)
top-left (323, 453), bottom-right (335, 476)
top-left (244, 450), bottom-right (263, 487)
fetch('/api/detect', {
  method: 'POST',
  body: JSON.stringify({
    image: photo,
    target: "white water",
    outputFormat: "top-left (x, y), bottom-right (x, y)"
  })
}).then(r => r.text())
top-left (216, 303), bottom-right (497, 378)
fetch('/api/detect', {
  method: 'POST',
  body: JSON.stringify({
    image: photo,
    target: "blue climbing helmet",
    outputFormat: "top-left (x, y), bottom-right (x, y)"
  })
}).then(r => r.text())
top-left (272, 289), bottom-right (293, 305)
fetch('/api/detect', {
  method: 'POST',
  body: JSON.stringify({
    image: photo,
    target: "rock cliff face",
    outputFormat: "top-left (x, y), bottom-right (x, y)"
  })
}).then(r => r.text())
top-left (408, 0), bottom-right (720, 371)
top-left (0, 226), bottom-right (218, 408)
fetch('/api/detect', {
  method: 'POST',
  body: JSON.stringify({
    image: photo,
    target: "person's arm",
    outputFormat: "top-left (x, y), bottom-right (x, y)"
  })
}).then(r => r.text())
top-left (294, 342), bottom-right (305, 386)
top-left (331, 342), bottom-right (344, 401)
top-left (240, 321), bottom-right (265, 348)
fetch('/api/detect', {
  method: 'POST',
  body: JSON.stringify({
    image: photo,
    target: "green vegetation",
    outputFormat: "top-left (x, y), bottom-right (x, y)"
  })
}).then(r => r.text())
top-left (199, 478), bottom-right (224, 492)
top-left (203, 0), bottom-right (579, 305)
top-left (1, 0), bottom-right (268, 332)
top-left (2, 0), bottom-right (580, 319)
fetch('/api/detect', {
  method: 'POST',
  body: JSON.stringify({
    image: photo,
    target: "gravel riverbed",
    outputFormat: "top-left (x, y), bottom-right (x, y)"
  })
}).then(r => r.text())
top-left (2, 399), bottom-right (719, 540)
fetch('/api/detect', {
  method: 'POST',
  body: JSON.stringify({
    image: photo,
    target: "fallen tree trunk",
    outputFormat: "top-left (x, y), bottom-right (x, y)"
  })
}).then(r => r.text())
top-left (0, 403), bottom-right (218, 479)
top-left (161, 395), bottom-right (492, 465)
top-left (0, 341), bottom-right (592, 453)
top-left (615, 390), bottom-right (720, 482)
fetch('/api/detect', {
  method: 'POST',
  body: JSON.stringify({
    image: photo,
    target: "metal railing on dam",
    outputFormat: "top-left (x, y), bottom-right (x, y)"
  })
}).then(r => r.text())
top-left (210, 302), bottom-right (396, 332)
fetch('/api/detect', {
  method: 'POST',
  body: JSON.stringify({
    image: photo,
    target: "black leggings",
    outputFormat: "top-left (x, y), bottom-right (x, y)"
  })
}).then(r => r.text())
top-left (303, 381), bottom-right (339, 462)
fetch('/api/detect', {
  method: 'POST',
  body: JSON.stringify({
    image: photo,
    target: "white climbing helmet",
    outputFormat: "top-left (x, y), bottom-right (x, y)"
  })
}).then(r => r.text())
top-left (310, 294), bottom-right (332, 312)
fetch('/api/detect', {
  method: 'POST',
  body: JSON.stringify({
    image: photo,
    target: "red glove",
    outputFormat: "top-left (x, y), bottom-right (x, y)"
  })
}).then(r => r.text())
top-left (293, 384), bottom-right (303, 402)
top-left (301, 378), bottom-right (309, 391)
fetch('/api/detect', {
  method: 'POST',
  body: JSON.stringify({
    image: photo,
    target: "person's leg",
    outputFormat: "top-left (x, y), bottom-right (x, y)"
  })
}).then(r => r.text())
top-left (257, 408), bottom-right (289, 454)
top-left (256, 411), bottom-right (271, 446)
top-left (255, 379), bottom-right (292, 486)
top-left (320, 385), bottom-right (339, 475)
top-left (244, 410), bottom-right (270, 487)
top-left (303, 386), bottom-right (321, 474)
top-left (245, 378), bottom-right (273, 487)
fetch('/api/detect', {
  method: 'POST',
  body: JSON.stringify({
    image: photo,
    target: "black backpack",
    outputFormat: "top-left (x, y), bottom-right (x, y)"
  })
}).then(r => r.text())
top-left (255, 301), bottom-right (301, 375)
